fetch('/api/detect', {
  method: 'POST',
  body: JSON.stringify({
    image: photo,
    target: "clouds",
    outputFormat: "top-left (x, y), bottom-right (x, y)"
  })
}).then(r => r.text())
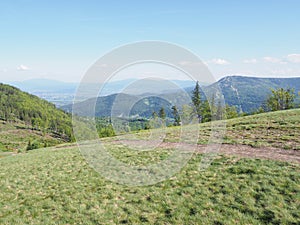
top-left (17, 64), bottom-right (30, 71)
top-left (243, 59), bottom-right (257, 64)
top-left (240, 54), bottom-right (300, 65)
top-left (286, 54), bottom-right (300, 63)
top-left (205, 53), bottom-right (300, 80)
top-left (263, 57), bottom-right (283, 64)
top-left (207, 58), bottom-right (230, 65)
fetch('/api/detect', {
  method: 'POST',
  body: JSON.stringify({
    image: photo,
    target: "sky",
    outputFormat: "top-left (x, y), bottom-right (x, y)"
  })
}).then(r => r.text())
top-left (1, 0), bottom-right (300, 83)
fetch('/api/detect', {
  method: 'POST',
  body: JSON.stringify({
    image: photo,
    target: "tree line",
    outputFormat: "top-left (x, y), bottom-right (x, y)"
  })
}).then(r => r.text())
top-left (0, 84), bottom-right (74, 141)
top-left (150, 82), bottom-right (298, 128)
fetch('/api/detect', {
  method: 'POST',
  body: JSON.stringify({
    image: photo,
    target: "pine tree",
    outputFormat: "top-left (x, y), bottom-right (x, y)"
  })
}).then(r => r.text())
top-left (171, 105), bottom-right (181, 126)
top-left (192, 81), bottom-right (202, 123)
top-left (159, 107), bottom-right (166, 120)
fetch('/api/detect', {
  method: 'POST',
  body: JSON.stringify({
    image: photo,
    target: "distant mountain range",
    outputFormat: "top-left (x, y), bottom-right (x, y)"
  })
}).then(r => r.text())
top-left (7, 78), bottom-right (196, 107)
top-left (62, 76), bottom-right (300, 116)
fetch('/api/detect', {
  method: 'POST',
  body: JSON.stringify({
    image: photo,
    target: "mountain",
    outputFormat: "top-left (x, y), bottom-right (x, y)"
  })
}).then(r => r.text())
top-left (209, 76), bottom-right (300, 113)
top-left (7, 79), bottom-right (198, 107)
top-left (64, 93), bottom-right (175, 118)
top-left (63, 76), bottom-right (300, 117)
top-left (9, 79), bottom-right (77, 93)
top-left (8, 79), bottom-right (77, 107)
top-left (0, 83), bottom-right (73, 152)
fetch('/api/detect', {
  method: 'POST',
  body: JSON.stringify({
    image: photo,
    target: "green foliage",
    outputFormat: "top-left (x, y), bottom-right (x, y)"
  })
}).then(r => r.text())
top-left (180, 104), bottom-right (194, 125)
top-left (159, 107), bottom-right (166, 120)
top-left (95, 117), bottom-right (151, 137)
top-left (206, 76), bottom-right (300, 113)
top-left (190, 82), bottom-right (239, 123)
top-left (200, 100), bottom-right (212, 122)
top-left (266, 87), bottom-right (295, 111)
top-left (26, 140), bottom-right (40, 151)
top-left (171, 105), bottom-right (181, 126)
top-left (95, 117), bottom-right (116, 137)
top-left (0, 83), bottom-right (73, 141)
top-left (191, 81), bottom-right (202, 122)
top-left (0, 119), bottom-right (68, 152)
top-left (225, 104), bottom-right (239, 119)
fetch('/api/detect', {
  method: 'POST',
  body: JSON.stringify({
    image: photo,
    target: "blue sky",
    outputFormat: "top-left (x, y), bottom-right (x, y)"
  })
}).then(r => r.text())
top-left (1, 0), bottom-right (300, 82)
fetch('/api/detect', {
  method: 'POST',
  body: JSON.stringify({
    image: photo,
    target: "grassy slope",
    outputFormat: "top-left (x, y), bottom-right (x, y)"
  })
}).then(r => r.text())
top-left (163, 108), bottom-right (300, 150)
top-left (0, 120), bottom-right (66, 154)
top-left (0, 146), bottom-right (299, 224)
top-left (0, 109), bottom-right (300, 224)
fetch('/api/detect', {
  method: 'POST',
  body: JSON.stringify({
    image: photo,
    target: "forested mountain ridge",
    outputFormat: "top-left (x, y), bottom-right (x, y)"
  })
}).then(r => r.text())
top-left (63, 76), bottom-right (300, 117)
top-left (208, 76), bottom-right (300, 113)
top-left (0, 83), bottom-right (73, 142)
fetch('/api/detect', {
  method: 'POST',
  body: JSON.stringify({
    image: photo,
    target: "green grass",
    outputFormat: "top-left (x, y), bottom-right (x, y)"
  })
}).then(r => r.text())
top-left (0, 145), bottom-right (299, 224)
top-left (0, 109), bottom-right (299, 224)
top-left (2, 108), bottom-right (299, 153)
top-left (0, 120), bottom-right (66, 153)
top-left (162, 109), bottom-right (300, 150)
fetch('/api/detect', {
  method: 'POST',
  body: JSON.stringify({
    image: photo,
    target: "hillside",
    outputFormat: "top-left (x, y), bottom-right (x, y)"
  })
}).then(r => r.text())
top-left (208, 76), bottom-right (300, 113)
top-left (63, 93), bottom-right (176, 118)
top-left (0, 109), bottom-right (299, 224)
top-left (162, 108), bottom-right (300, 150)
top-left (62, 76), bottom-right (300, 117)
top-left (0, 83), bottom-right (73, 152)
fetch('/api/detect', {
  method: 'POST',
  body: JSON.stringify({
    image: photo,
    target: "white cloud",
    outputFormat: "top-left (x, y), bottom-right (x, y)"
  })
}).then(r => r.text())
top-left (286, 54), bottom-right (300, 63)
top-left (17, 64), bottom-right (30, 71)
top-left (207, 58), bottom-right (230, 65)
top-left (263, 56), bottom-right (282, 63)
top-left (243, 58), bottom-right (258, 64)
top-left (178, 61), bottom-right (204, 66)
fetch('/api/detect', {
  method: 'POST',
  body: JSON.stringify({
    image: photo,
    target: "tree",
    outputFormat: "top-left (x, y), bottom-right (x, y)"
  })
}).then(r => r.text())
top-left (152, 111), bottom-right (158, 118)
top-left (266, 87), bottom-right (295, 111)
top-left (224, 105), bottom-right (239, 119)
top-left (201, 100), bottom-right (213, 122)
top-left (191, 81), bottom-right (202, 123)
top-left (171, 105), bottom-right (181, 126)
top-left (181, 105), bottom-right (194, 125)
top-left (159, 107), bottom-right (166, 120)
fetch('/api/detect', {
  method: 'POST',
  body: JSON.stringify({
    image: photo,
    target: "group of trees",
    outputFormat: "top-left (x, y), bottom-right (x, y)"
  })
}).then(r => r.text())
top-left (0, 84), bottom-right (74, 141)
top-left (188, 81), bottom-right (238, 123)
top-left (149, 81), bottom-right (239, 127)
top-left (264, 88), bottom-right (296, 111)
top-left (3, 81), bottom-right (296, 144)
top-left (150, 82), bottom-right (297, 128)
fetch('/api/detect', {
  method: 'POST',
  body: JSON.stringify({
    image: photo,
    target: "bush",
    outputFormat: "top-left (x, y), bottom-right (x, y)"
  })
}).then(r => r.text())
top-left (26, 140), bottom-right (40, 151)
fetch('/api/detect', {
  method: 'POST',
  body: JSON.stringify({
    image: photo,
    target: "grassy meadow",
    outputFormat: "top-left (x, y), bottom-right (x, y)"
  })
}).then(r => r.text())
top-left (163, 108), bottom-right (300, 150)
top-left (0, 145), bottom-right (299, 224)
top-left (0, 109), bottom-right (299, 224)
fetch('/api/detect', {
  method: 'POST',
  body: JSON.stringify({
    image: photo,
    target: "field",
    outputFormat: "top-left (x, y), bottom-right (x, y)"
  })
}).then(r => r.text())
top-left (0, 109), bottom-right (300, 224)
top-left (162, 109), bottom-right (300, 150)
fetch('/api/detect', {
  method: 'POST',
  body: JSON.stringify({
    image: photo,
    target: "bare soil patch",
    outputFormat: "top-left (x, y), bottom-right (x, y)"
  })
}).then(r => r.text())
top-left (113, 139), bottom-right (300, 164)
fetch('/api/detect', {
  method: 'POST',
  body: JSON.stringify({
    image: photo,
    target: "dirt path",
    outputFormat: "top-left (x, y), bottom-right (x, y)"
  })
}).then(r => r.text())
top-left (113, 140), bottom-right (300, 164)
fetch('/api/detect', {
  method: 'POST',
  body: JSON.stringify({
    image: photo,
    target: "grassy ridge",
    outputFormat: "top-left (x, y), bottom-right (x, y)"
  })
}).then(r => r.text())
top-left (0, 146), bottom-right (299, 224)
top-left (163, 108), bottom-right (300, 150)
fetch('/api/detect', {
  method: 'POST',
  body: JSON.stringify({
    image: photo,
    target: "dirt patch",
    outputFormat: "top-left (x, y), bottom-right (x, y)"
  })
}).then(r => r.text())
top-left (112, 139), bottom-right (300, 164)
